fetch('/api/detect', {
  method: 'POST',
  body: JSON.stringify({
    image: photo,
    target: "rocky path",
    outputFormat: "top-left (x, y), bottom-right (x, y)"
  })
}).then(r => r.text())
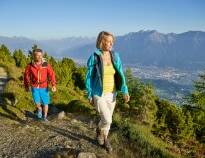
top-left (0, 113), bottom-right (115, 158)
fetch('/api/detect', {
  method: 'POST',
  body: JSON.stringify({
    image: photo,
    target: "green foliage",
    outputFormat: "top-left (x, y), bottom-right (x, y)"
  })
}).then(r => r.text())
top-left (183, 72), bottom-right (205, 143)
top-left (43, 52), bottom-right (49, 60)
top-left (121, 68), bottom-right (195, 146)
top-left (48, 57), bottom-right (86, 90)
top-left (132, 83), bottom-right (157, 124)
top-left (0, 64), bottom-right (35, 121)
top-left (48, 56), bottom-right (57, 65)
top-left (117, 68), bottom-right (157, 125)
top-left (54, 58), bottom-right (76, 86)
top-left (113, 113), bottom-right (180, 158)
top-left (72, 66), bottom-right (86, 90)
top-left (0, 44), bottom-right (15, 64)
top-left (13, 49), bottom-right (27, 68)
top-left (153, 99), bottom-right (194, 144)
top-left (66, 100), bottom-right (93, 114)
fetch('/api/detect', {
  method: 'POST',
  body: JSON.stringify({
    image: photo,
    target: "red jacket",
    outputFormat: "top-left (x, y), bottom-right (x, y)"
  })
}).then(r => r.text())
top-left (24, 62), bottom-right (56, 89)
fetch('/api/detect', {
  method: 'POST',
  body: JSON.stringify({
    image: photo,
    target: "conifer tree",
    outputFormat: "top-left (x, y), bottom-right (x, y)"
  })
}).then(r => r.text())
top-left (184, 72), bottom-right (205, 142)
top-left (0, 44), bottom-right (14, 63)
top-left (13, 49), bottom-right (27, 67)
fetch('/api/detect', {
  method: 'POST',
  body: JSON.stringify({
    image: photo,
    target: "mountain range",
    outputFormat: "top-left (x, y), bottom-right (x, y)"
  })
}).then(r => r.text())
top-left (1, 30), bottom-right (205, 70)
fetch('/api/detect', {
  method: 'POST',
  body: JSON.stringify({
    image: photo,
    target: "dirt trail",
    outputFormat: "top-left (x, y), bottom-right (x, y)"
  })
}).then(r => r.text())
top-left (0, 113), bottom-right (116, 158)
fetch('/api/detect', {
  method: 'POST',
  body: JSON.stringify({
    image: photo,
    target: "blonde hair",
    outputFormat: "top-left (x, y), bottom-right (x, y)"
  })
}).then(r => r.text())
top-left (96, 31), bottom-right (115, 49)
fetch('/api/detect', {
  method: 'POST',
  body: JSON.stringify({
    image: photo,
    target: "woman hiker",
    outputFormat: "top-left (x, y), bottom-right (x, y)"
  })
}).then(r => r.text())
top-left (85, 31), bottom-right (130, 152)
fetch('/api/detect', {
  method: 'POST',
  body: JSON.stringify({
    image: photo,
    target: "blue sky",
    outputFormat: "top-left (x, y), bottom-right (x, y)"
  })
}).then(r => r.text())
top-left (0, 0), bottom-right (204, 39)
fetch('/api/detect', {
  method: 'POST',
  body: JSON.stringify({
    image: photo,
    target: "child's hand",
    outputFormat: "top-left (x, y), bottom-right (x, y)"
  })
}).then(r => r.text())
top-left (89, 97), bottom-right (94, 105)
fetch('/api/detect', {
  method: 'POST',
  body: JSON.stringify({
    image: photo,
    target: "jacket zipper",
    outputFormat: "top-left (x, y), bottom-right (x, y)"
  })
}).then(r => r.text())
top-left (37, 70), bottom-right (40, 88)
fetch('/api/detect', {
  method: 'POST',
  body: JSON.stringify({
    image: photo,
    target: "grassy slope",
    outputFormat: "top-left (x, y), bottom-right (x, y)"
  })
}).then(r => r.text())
top-left (0, 63), bottom-right (183, 158)
top-left (111, 113), bottom-right (181, 158)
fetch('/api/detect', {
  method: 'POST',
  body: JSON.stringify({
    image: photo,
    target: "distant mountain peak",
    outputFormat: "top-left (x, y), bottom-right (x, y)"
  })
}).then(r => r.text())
top-left (123, 30), bottom-right (164, 43)
top-left (1, 30), bottom-right (205, 70)
top-left (126, 30), bottom-right (159, 36)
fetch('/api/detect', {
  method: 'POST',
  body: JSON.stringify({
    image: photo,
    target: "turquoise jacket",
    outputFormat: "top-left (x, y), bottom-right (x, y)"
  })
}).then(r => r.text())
top-left (85, 49), bottom-right (129, 99)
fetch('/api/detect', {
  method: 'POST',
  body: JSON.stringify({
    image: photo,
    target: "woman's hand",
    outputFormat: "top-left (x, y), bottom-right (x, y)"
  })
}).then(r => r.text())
top-left (123, 94), bottom-right (130, 103)
top-left (89, 97), bottom-right (94, 105)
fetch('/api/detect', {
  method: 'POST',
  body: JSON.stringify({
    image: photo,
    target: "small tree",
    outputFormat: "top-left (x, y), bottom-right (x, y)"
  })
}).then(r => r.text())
top-left (13, 49), bottom-right (27, 68)
top-left (117, 68), bottom-right (157, 125)
top-left (0, 44), bottom-right (14, 64)
top-left (153, 99), bottom-right (194, 144)
top-left (184, 72), bottom-right (205, 142)
top-left (56, 57), bottom-right (76, 86)
top-left (43, 52), bottom-right (49, 61)
top-left (72, 66), bottom-right (86, 90)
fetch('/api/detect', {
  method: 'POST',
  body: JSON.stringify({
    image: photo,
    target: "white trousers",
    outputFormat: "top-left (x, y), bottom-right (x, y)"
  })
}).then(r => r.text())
top-left (94, 93), bottom-right (116, 137)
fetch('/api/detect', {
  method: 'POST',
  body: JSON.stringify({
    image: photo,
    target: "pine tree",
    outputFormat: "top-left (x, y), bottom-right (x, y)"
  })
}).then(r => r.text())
top-left (184, 72), bottom-right (205, 142)
top-left (153, 99), bottom-right (194, 144)
top-left (0, 44), bottom-right (14, 64)
top-left (13, 49), bottom-right (27, 68)
top-left (117, 68), bottom-right (157, 125)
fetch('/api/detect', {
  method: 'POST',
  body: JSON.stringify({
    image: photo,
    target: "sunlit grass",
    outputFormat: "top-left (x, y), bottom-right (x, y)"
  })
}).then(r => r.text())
top-left (112, 113), bottom-right (182, 158)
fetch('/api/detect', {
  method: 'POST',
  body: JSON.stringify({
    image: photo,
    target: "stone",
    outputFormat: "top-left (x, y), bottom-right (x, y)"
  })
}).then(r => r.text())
top-left (57, 111), bottom-right (65, 120)
top-left (77, 152), bottom-right (96, 158)
top-left (89, 120), bottom-right (94, 128)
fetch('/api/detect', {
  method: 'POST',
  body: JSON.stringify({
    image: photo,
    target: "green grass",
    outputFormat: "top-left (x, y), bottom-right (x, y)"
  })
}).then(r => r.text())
top-left (0, 63), bottom-right (34, 120)
top-left (50, 84), bottom-right (96, 116)
top-left (112, 113), bottom-right (182, 158)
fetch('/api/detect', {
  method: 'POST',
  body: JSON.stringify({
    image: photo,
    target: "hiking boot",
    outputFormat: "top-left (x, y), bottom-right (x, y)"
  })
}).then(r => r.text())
top-left (43, 117), bottom-right (48, 122)
top-left (104, 139), bottom-right (112, 153)
top-left (96, 127), bottom-right (104, 145)
top-left (36, 110), bottom-right (42, 119)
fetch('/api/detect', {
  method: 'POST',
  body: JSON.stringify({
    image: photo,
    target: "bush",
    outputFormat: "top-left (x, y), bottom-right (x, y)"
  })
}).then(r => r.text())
top-left (116, 68), bottom-right (157, 125)
top-left (153, 99), bottom-right (194, 144)
top-left (113, 113), bottom-right (180, 158)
